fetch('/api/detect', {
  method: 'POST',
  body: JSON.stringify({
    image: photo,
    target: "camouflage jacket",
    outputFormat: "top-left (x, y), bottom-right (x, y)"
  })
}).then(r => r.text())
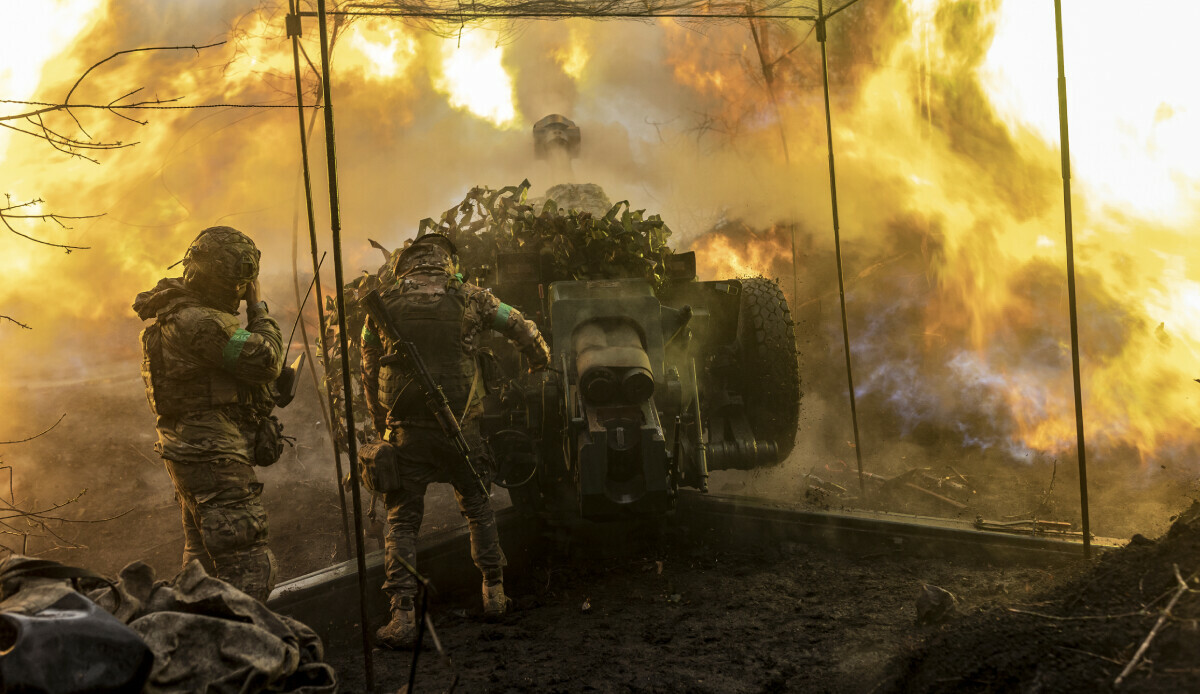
top-left (361, 271), bottom-right (550, 435)
top-left (134, 278), bottom-right (283, 464)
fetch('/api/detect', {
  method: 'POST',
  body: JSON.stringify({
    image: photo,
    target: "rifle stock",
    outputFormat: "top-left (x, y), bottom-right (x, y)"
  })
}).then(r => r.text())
top-left (362, 289), bottom-right (491, 498)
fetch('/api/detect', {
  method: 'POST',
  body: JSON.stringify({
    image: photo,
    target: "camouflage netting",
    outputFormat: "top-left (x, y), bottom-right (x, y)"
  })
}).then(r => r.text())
top-left (344, 0), bottom-right (858, 40)
top-left (419, 179), bottom-right (675, 287)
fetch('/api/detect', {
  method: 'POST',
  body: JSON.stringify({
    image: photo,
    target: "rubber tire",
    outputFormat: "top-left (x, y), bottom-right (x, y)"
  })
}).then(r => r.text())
top-left (735, 277), bottom-right (801, 460)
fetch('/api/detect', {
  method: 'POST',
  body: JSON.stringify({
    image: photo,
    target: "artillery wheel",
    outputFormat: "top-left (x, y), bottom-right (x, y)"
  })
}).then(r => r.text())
top-left (735, 277), bottom-right (801, 459)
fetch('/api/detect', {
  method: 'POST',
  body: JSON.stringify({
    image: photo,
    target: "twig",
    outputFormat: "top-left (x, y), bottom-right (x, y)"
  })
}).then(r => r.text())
top-left (1114, 564), bottom-right (1194, 687)
top-left (0, 414), bottom-right (66, 444)
top-left (62, 43), bottom-right (225, 107)
top-left (0, 316), bottom-right (32, 330)
top-left (1007, 607), bottom-right (1149, 621)
top-left (0, 42), bottom-right (223, 164)
top-left (1056, 645), bottom-right (1123, 666)
top-left (127, 444), bottom-right (160, 467)
top-left (1, 195), bottom-right (95, 251)
top-left (1, 98), bottom-right (310, 111)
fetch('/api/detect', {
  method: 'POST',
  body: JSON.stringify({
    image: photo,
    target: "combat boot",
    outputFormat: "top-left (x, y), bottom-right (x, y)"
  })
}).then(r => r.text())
top-left (376, 600), bottom-right (418, 649)
top-left (482, 580), bottom-right (510, 617)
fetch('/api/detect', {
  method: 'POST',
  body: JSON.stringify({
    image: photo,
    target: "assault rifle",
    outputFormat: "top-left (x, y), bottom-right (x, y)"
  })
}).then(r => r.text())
top-left (361, 289), bottom-right (491, 499)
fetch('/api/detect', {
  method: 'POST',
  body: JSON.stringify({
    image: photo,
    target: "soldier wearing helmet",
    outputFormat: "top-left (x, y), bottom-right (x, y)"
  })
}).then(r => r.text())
top-left (361, 232), bottom-right (550, 649)
top-left (132, 226), bottom-right (284, 601)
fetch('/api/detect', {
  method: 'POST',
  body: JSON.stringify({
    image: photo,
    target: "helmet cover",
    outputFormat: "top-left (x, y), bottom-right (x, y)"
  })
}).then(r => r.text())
top-left (393, 233), bottom-right (457, 278)
top-left (181, 226), bottom-right (260, 310)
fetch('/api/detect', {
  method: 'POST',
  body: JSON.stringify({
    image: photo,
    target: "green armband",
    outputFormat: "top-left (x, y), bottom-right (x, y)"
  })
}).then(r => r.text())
top-left (222, 329), bottom-right (252, 370)
top-left (493, 303), bottom-right (513, 331)
top-left (362, 324), bottom-right (382, 347)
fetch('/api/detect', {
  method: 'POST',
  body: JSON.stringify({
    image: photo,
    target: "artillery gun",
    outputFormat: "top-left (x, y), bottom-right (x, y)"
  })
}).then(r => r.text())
top-left (420, 180), bottom-right (801, 523)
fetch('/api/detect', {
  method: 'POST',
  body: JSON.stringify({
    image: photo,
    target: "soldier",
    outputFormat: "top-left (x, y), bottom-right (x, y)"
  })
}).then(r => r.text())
top-left (361, 233), bottom-right (550, 649)
top-left (132, 226), bottom-right (283, 602)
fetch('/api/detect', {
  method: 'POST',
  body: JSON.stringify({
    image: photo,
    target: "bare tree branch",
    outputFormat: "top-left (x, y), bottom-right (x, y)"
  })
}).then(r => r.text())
top-left (0, 414), bottom-right (67, 445)
top-left (0, 42), bottom-right (224, 163)
top-left (0, 98), bottom-right (306, 111)
top-left (63, 42), bottom-right (224, 113)
top-left (1, 194), bottom-right (95, 251)
top-left (0, 316), bottom-right (32, 330)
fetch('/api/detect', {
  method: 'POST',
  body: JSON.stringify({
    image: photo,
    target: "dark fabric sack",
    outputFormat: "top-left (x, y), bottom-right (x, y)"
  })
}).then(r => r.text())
top-left (358, 439), bottom-right (403, 492)
top-left (254, 415), bottom-right (286, 467)
top-left (0, 559), bottom-right (152, 694)
top-left (90, 561), bottom-right (337, 694)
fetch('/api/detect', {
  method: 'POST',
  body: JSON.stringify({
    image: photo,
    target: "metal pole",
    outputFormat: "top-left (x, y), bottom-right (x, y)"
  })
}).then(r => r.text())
top-left (287, 5), bottom-right (354, 564)
top-left (817, 0), bottom-right (866, 497)
top-left (314, 1), bottom-right (377, 689)
top-left (1053, 0), bottom-right (1091, 559)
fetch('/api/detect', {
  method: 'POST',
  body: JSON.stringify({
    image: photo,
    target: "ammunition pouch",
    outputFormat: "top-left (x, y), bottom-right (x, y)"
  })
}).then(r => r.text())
top-left (253, 415), bottom-right (286, 467)
top-left (358, 439), bottom-right (404, 493)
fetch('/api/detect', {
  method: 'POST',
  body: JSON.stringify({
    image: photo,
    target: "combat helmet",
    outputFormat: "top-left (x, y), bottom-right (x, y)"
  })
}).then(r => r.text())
top-left (392, 232), bottom-right (457, 279)
top-left (181, 226), bottom-right (260, 311)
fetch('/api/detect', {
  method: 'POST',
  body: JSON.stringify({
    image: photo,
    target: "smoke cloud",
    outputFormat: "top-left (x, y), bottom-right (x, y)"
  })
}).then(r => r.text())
top-left (2, 0), bottom-right (1199, 546)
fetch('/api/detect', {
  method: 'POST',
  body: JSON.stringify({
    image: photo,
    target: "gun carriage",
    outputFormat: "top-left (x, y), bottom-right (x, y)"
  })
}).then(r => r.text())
top-left (423, 183), bottom-right (802, 524)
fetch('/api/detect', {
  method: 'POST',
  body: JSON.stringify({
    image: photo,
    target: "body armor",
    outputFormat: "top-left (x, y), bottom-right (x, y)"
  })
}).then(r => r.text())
top-left (377, 284), bottom-right (476, 421)
top-left (140, 311), bottom-right (240, 417)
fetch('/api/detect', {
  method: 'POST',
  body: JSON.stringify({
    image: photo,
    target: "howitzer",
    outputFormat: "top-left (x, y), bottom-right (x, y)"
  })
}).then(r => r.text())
top-left (361, 289), bottom-right (491, 499)
top-left (472, 251), bottom-right (799, 523)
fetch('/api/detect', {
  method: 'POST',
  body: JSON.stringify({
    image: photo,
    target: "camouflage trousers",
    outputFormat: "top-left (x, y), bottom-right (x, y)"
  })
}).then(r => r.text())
top-left (381, 422), bottom-right (505, 607)
top-left (164, 458), bottom-right (277, 602)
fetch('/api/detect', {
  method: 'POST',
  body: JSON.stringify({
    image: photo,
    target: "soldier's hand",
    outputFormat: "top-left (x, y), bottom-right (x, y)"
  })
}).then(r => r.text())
top-left (243, 279), bottom-right (260, 305)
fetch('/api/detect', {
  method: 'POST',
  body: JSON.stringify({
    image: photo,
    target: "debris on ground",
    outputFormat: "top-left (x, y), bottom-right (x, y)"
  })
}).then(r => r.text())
top-left (880, 501), bottom-right (1200, 693)
top-left (915, 584), bottom-right (958, 626)
top-left (0, 556), bottom-right (337, 694)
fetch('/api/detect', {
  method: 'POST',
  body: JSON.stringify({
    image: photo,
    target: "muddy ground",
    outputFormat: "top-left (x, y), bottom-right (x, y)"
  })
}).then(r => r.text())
top-left (324, 522), bottom-right (1065, 693)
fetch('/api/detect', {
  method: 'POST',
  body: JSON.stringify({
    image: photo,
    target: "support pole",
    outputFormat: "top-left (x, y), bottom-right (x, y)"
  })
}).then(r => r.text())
top-left (817, 1), bottom-right (866, 497)
top-left (314, 1), bottom-right (377, 689)
top-left (287, 4), bottom-right (354, 564)
top-left (1053, 0), bottom-right (1091, 559)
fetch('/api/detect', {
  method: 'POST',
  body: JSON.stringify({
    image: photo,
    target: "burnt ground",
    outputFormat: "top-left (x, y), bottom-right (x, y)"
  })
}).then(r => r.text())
top-left (325, 523), bottom-right (1063, 693)
top-left (878, 501), bottom-right (1200, 694)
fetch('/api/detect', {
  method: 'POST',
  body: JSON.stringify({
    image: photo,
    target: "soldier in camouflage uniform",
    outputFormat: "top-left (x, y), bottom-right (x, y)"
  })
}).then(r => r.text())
top-left (133, 226), bottom-right (283, 602)
top-left (361, 233), bottom-right (550, 649)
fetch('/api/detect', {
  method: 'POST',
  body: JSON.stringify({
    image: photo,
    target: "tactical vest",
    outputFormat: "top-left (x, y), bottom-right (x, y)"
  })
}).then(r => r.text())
top-left (377, 285), bottom-right (476, 421)
top-left (140, 310), bottom-right (240, 416)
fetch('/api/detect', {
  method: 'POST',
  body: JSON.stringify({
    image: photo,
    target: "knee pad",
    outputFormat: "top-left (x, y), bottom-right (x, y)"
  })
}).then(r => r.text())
top-left (196, 490), bottom-right (268, 556)
top-left (216, 547), bottom-right (277, 602)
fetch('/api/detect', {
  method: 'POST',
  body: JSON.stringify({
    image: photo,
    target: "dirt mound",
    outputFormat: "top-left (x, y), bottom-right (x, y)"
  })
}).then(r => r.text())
top-left (882, 502), bottom-right (1200, 693)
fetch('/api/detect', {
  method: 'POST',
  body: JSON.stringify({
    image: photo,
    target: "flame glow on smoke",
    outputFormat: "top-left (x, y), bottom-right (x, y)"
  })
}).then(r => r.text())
top-left (676, 0), bottom-right (1200, 467)
top-left (982, 1), bottom-right (1200, 222)
top-left (2, 0), bottom-right (1199, 534)
top-left (433, 29), bottom-right (519, 128)
top-left (552, 28), bottom-right (590, 81)
top-left (347, 22), bottom-right (418, 81)
top-left (0, 0), bottom-right (104, 147)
